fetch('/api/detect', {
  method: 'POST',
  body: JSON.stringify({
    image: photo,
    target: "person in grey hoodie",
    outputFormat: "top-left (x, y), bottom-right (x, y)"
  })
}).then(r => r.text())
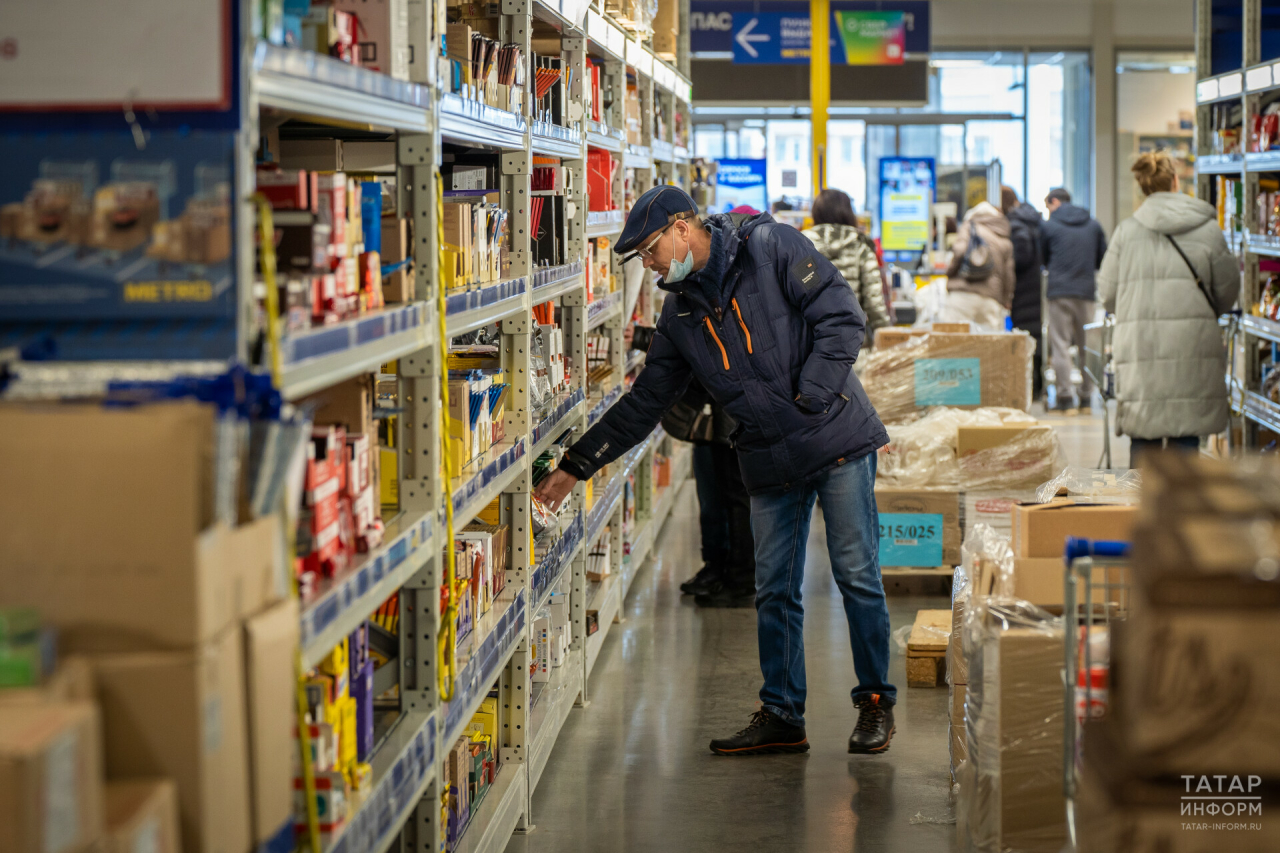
top-left (1042, 188), bottom-right (1108, 412)
top-left (1097, 151), bottom-right (1239, 467)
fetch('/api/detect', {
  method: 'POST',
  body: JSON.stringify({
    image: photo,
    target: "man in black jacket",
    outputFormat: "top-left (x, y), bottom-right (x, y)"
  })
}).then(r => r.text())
top-left (1042, 187), bottom-right (1107, 412)
top-left (534, 186), bottom-right (895, 756)
top-left (1002, 186), bottom-right (1045, 400)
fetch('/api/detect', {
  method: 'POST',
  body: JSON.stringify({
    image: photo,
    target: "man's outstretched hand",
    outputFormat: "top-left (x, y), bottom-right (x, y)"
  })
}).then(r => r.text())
top-left (533, 468), bottom-right (578, 512)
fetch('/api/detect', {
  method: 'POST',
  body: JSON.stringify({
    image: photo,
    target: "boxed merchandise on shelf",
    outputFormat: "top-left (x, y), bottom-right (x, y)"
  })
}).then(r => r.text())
top-left (587, 536), bottom-right (612, 582)
top-left (443, 19), bottom-right (525, 111)
top-left (333, 0), bottom-right (410, 80)
top-left (0, 700), bottom-right (105, 853)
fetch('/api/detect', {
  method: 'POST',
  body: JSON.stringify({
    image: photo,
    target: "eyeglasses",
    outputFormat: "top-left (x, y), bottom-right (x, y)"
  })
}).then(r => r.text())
top-left (636, 225), bottom-right (672, 260)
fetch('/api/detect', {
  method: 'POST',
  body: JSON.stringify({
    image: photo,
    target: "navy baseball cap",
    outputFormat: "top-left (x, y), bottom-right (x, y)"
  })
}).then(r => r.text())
top-left (615, 185), bottom-right (699, 260)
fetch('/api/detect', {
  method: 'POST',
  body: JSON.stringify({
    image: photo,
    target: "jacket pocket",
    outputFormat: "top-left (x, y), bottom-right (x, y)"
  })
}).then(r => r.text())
top-left (741, 292), bottom-right (778, 352)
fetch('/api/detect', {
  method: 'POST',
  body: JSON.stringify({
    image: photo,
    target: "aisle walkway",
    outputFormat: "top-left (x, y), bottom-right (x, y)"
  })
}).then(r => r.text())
top-left (507, 483), bottom-right (956, 853)
top-left (508, 410), bottom-right (1110, 853)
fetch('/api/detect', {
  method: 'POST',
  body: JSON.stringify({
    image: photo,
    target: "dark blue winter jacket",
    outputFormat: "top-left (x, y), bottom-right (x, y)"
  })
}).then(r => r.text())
top-left (560, 212), bottom-right (889, 495)
top-left (1042, 203), bottom-right (1108, 301)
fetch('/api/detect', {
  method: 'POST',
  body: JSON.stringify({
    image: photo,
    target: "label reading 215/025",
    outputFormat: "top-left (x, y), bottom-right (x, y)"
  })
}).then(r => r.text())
top-left (878, 512), bottom-right (943, 567)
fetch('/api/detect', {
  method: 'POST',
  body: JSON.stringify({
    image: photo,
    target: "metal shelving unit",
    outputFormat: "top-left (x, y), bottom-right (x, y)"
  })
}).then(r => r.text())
top-left (8, 3), bottom-right (694, 852)
top-left (1196, 0), bottom-right (1280, 447)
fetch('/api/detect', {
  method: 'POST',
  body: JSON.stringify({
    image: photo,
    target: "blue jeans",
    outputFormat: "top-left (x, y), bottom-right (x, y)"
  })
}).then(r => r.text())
top-left (750, 451), bottom-right (895, 726)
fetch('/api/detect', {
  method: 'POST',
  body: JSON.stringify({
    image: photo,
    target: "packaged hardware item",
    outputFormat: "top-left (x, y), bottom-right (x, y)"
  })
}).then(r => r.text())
top-left (860, 332), bottom-right (1033, 423)
top-left (0, 702), bottom-right (105, 853)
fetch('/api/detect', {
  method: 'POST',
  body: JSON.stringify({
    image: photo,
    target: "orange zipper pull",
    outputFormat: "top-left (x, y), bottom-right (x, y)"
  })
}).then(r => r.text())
top-left (704, 317), bottom-right (730, 370)
top-left (731, 298), bottom-right (753, 354)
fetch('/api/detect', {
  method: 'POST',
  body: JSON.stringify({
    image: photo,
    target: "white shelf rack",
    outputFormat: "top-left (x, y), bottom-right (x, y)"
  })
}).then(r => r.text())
top-left (280, 303), bottom-right (435, 400)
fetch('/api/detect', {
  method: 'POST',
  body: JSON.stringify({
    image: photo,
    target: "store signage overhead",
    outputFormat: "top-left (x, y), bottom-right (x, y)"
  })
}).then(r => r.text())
top-left (691, 0), bottom-right (929, 56)
top-left (730, 10), bottom-right (905, 64)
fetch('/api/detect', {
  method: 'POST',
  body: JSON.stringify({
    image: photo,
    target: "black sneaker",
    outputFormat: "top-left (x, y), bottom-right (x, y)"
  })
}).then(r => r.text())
top-left (694, 583), bottom-right (756, 608)
top-left (680, 564), bottom-right (724, 596)
top-left (848, 694), bottom-right (895, 754)
top-left (710, 710), bottom-right (809, 756)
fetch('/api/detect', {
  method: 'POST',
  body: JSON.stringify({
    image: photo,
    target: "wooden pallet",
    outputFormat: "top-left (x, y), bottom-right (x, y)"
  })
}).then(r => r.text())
top-left (882, 566), bottom-right (954, 596)
top-left (906, 609), bottom-right (952, 688)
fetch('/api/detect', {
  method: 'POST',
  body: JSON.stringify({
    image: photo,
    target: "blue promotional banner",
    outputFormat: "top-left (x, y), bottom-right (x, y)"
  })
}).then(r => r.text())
top-left (0, 130), bottom-right (240, 360)
top-left (714, 159), bottom-right (768, 214)
top-left (915, 358), bottom-right (982, 406)
top-left (691, 1), bottom-right (930, 57)
top-left (879, 513), bottom-right (944, 567)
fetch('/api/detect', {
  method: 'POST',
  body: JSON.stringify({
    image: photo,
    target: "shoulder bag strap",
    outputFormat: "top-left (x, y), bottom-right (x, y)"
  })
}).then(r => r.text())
top-left (1165, 234), bottom-right (1218, 314)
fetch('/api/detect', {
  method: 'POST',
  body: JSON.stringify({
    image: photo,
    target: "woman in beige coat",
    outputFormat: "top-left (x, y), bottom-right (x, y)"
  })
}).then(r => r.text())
top-left (942, 201), bottom-right (1016, 329)
top-left (1097, 151), bottom-right (1239, 467)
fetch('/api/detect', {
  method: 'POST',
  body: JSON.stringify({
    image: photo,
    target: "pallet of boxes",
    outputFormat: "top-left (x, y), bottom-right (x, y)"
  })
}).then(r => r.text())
top-left (0, 396), bottom-right (307, 853)
top-left (949, 479), bottom-right (1139, 852)
top-left (866, 324), bottom-right (1060, 592)
top-left (1072, 454), bottom-right (1280, 851)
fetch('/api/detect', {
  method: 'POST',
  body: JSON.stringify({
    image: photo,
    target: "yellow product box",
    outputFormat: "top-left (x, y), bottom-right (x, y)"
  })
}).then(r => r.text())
top-left (338, 696), bottom-right (358, 777)
top-left (380, 446), bottom-right (398, 507)
top-left (479, 498), bottom-right (501, 526)
top-left (320, 639), bottom-right (350, 699)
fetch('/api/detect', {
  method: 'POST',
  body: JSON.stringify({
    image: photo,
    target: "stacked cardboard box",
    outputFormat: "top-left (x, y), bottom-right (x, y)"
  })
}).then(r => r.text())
top-left (875, 488), bottom-right (962, 569)
top-left (861, 331), bottom-right (1033, 424)
top-left (1074, 455), bottom-right (1280, 849)
top-left (0, 402), bottom-right (294, 853)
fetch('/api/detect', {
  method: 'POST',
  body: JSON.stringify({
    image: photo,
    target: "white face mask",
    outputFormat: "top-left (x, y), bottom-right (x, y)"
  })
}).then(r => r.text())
top-left (664, 227), bottom-right (695, 283)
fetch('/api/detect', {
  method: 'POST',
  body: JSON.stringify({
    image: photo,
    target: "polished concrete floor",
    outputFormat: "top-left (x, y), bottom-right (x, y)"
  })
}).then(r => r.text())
top-left (507, 410), bottom-right (1109, 853)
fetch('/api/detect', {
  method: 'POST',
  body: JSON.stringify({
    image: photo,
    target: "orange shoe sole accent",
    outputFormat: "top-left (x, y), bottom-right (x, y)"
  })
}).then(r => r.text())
top-left (710, 739), bottom-right (810, 755)
top-left (848, 726), bottom-right (895, 754)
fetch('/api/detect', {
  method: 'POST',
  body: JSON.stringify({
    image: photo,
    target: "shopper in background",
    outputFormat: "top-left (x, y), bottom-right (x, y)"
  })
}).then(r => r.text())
top-left (802, 188), bottom-right (891, 339)
top-left (533, 185), bottom-right (897, 757)
top-left (1097, 151), bottom-right (1239, 468)
top-left (941, 200), bottom-right (1015, 328)
top-left (1042, 187), bottom-right (1108, 413)
top-left (630, 324), bottom-right (755, 608)
top-left (1002, 186), bottom-right (1046, 400)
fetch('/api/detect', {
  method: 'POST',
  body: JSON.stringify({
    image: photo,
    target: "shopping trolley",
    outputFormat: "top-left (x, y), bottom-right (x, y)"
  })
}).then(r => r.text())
top-left (1061, 537), bottom-right (1131, 852)
top-left (1081, 317), bottom-right (1116, 467)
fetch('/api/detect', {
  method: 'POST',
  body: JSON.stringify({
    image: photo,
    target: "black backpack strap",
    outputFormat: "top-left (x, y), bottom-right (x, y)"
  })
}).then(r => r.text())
top-left (1165, 234), bottom-right (1217, 314)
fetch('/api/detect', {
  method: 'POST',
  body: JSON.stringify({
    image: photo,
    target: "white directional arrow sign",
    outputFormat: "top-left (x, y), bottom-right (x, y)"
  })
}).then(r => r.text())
top-left (735, 17), bottom-right (771, 59)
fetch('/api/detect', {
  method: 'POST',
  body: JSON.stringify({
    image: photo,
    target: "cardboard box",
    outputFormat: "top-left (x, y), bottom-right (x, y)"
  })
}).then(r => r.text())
top-left (1011, 499), bottom-right (1137, 559)
top-left (862, 332), bottom-right (1033, 423)
top-left (303, 374), bottom-right (374, 440)
top-left (278, 139), bottom-right (343, 171)
top-left (967, 621), bottom-right (1065, 853)
top-left (0, 702), bottom-right (104, 853)
top-left (91, 626), bottom-right (251, 853)
top-left (0, 656), bottom-right (94, 707)
top-left (1075, 719), bottom-right (1280, 852)
top-left (0, 403), bottom-right (284, 652)
top-left (104, 779), bottom-right (181, 853)
top-left (243, 599), bottom-right (299, 847)
top-left (961, 491), bottom-right (1019, 543)
top-left (956, 424), bottom-right (1053, 457)
top-left (1111, 592), bottom-right (1280, 777)
top-left (872, 327), bottom-right (929, 349)
top-left (875, 488), bottom-right (961, 568)
top-left (380, 216), bottom-right (411, 302)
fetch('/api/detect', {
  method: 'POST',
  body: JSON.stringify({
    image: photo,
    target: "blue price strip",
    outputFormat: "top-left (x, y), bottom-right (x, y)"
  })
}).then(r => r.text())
top-left (878, 512), bottom-right (943, 567)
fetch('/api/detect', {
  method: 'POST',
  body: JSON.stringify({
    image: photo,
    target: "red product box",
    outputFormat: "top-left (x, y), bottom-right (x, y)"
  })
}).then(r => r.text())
top-left (314, 173), bottom-right (348, 248)
top-left (346, 434), bottom-right (371, 496)
top-left (256, 167), bottom-right (315, 211)
top-left (303, 519), bottom-right (342, 577)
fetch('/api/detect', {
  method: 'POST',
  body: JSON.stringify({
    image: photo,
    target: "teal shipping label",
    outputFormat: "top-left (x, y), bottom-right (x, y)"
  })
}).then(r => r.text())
top-left (915, 358), bottom-right (981, 406)
top-left (878, 513), bottom-right (944, 567)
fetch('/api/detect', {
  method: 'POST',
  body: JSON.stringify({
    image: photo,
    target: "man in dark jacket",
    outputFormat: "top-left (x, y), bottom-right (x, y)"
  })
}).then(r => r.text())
top-left (1042, 187), bottom-right (1108, 412)
top-left (534, 185), bottom-right (895, 756)
top-left (631, 325), bottom-right (754, 608)
top-left (1002, 186), bottom-right (1045, 400)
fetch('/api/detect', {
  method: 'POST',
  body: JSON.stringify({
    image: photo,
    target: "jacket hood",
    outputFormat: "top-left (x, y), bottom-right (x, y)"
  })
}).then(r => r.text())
top-left (1007, 202), bottom-right (1043, 229)
top-left (1132, 191), bottom-right (1216, 236)
top-left (1050, 202), bottom-right (1092, 226)
top-left (964, 201), bottom-right (1010, 237)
